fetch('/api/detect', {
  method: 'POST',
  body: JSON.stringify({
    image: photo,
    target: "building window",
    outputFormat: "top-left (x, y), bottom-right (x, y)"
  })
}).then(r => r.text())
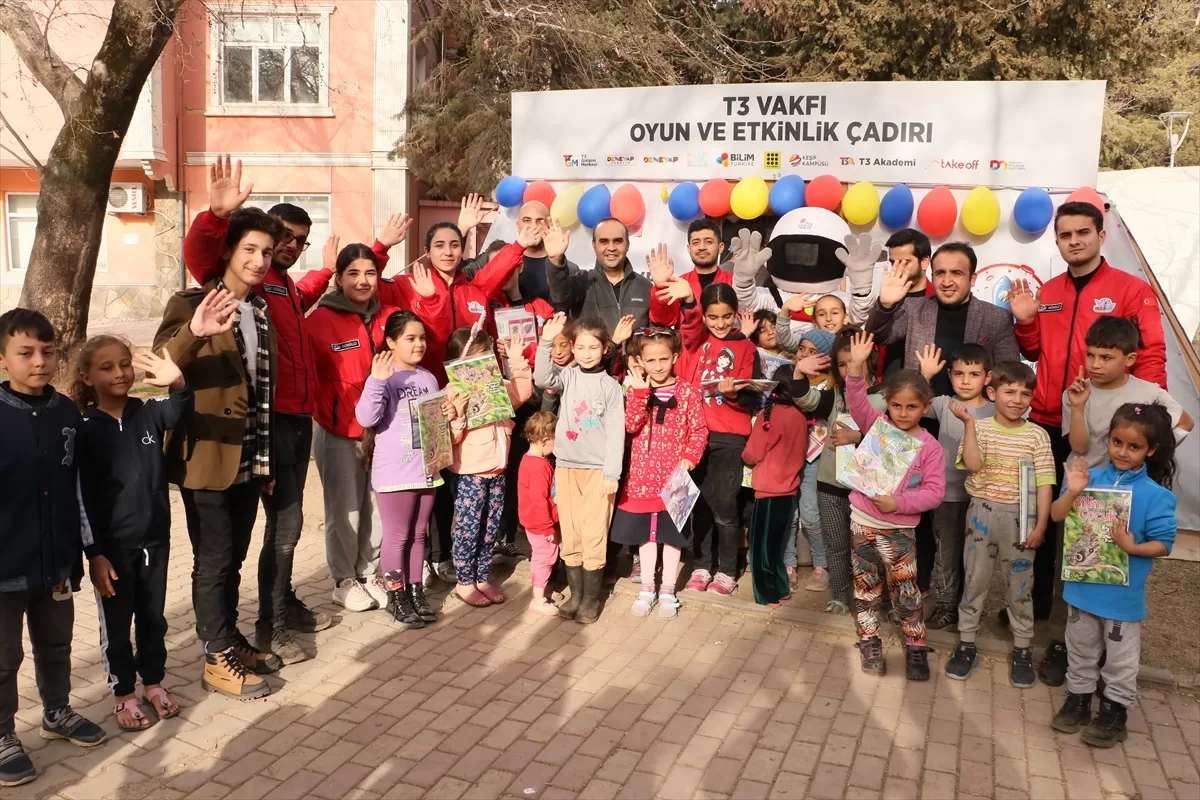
top-left (247, 194), bottom-right (330, 273)
top-left (209, 7), bottom-right (333, 117)
top-left (5, 194), bottom-right (108, 273)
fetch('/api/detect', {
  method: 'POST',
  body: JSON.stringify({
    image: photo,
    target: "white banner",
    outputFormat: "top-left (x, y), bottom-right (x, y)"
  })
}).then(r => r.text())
top-left (512, 81), bottom-right (1106, 189)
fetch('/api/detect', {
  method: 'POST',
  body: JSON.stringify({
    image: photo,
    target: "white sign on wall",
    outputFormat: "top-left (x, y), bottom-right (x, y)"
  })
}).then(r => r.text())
top-left (512, 81), bottom-right (1106, 189)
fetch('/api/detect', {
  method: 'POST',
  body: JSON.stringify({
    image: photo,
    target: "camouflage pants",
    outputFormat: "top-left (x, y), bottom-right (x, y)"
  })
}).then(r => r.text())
top-left (850, 519), bottom-right (925, 645)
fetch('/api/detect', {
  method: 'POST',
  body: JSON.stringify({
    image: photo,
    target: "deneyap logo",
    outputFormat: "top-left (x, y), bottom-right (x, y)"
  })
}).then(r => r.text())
top-left (263, 284), bottom-right (289, 296)
top-left (1093, 297), bottom-right (1117, 313)
top-left (331, 339), bottom-right (361, 352)
top-left (643, 156), bottom-right (680, 164)
top-left (605, 156), bottom-right (634, 166)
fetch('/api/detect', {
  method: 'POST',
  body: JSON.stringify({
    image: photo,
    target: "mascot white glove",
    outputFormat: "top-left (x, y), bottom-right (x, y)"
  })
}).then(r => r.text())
top-left (730, 229), bottom-right (772, 312)
top-left (835, 232), bottom-right (881, 324)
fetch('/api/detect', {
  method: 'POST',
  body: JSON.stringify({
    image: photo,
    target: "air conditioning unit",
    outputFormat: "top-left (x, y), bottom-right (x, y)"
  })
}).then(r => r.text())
top-left (106, 182), bottom-right (146, 214)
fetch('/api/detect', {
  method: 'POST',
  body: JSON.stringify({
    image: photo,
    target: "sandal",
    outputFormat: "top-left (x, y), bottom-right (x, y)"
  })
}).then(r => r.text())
top-left (455, 587), bottom-right (492, 607)
top-left (826, 599), bottom-right (851, 615)
top-left (143, 685), bottom-right (179, 720)
top-left (477, 584), bottom-right (505, 604)
top-left (114, 695), bottom-right (151, 731)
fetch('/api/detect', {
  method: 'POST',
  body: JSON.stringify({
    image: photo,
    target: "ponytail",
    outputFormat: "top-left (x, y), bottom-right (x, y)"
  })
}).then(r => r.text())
top-left (760, 364), bottom-right (795, 431)
top-left (1110, 402), bottom-right (1176, 489)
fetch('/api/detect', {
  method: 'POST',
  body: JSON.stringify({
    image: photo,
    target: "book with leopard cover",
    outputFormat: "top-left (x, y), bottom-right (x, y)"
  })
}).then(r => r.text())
top-left (1061, 488), bottom-right (1132, 586)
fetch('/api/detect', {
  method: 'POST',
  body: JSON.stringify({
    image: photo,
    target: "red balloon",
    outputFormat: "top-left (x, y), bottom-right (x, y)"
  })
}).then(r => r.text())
top-left (917, 186), bottom-right (958, 237)
top-left (806, 174), bottom-right (844, 211)
top-left (523, 180), bottom-right (556, 209)
top-left (1065, 186), bottom-right (1106, 214)
top-left (698, 179), bottom-right (733, 217)
top-left (610, 184), bottom-right (645, 226)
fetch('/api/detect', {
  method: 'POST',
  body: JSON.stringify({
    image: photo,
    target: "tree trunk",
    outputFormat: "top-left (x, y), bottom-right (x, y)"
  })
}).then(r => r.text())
top-left (1, 0), bottom-right (184, 380)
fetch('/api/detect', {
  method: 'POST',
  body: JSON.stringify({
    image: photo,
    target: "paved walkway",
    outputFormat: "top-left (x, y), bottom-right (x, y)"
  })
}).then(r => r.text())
top-left (11, 469), bottom-right (1200, 800)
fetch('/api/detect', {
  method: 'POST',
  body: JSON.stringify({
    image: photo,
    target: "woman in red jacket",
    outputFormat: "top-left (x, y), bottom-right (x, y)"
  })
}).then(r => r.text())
top-left (307, 244), bottom-right (444, 614)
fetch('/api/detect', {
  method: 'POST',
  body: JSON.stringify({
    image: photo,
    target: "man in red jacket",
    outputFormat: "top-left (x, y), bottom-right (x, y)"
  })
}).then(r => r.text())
top-left (1007, 199), bottom-right (1168, 685)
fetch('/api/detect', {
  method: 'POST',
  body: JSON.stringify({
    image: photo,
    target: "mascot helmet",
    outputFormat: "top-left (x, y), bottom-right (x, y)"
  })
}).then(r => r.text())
top-left (768, 207), bottom-right (852, 293)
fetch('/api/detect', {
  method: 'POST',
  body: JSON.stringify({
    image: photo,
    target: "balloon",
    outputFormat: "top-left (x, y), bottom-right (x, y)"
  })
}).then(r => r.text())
top-left (730, 176), bottom-right (770, 220)
top-left (879, 184), bottom-right (914, 229)
top-left (668, 182), bottom-right (702, 221)
top-left (550, 184), bottom-right (585, 228)
top-left (610, 184), bottom-right (645, 226)
top-left (917, 186), bottom-right (957, 237)
top-left (961, 186), bottom-right (1001, 236)
top-left (495, 176), bottom-right (527, 208)
top-left (660, 184), bottom-right (669, 203)
top-left (768, 175), bottom-right (806, 215)
top-left (841, 181), bottom-right (880, 226)
top-left (1065, 186), bottom-right (1105, 214)
top-left (806, 175), bottom-right (844, 211)
top-left (523, 180), bottom-right (556, 209)
top-left (577, 184), bottom-right (611, 228)
top-left (698, 178), bottom-right (733, 217)
top-left (1012, 187), bottom-right (1054, 234)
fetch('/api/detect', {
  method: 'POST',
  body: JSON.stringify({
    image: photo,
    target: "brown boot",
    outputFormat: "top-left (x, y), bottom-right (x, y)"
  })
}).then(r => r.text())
top-left (233, 635), bottom-right (283, 675)
top-left (202, 649), bottom-right (270, 699)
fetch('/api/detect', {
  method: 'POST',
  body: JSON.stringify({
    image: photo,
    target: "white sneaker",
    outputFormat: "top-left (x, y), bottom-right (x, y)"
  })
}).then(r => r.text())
top-left (422, 561), bottom-right (437, 589)
top-left (363, 575), bottom-right (389, 608)
top-left (332, 578), bottom-right (376, 612)
top-left (436, 561), bottom-right (456, 583)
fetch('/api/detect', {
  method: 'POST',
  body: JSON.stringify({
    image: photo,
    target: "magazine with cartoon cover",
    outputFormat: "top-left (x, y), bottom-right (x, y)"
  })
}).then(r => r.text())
top-left (661, 462), bottom-right (701, 532)
top-left (1061, 488), bottom-right (1131, 586)
top-left (699, 378), bottom-right (779, 394)
top-left (444, 352), bottom-right (515, 430)
top-left (410, 391), bottom-right (452, 477)
top-left (833, 413), bottom-right (860, 489)
top-left (494, 308), bottom-right (537, 378)
top-left (758, 350), bottom-right (792, 380)
top-left (836, 418), bottom-right (921, 497)
top-left (807, 421), bottom-right (828, 463)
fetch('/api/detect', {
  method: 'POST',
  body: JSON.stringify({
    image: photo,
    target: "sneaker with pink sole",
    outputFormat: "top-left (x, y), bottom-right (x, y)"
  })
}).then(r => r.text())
top-left (706, 573), bottom-right (738, 596)
top-left (684, 569), bottom-right (712, 593)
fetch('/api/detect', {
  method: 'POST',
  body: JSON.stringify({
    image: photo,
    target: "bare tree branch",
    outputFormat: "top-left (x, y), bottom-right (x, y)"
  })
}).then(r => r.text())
top-left (0, 0), bottom-right (85, 113)
top-left (0, 107), bottom-right (45, 172)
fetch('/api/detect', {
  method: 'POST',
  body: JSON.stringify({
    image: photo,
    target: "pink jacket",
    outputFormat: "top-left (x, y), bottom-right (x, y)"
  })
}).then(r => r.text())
top-left (845, 373), bottom-right (945, 526)
top-left (450, 354), bottom-right (533, 475)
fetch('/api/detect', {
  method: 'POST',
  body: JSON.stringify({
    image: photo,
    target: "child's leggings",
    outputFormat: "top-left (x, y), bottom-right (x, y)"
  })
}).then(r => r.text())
top-left (692, 436), bottom-right (748, 577)
top-left (787, 465), bottom-right (826, 569)
top-left (638, 542), bottom-right (682, 595)
top-left (452, 474), bottom-right (506, 585)
top-left (556, 467), bottom-right (614, 571)
top-left (96, 543), bottom-right (168, 696)
top-left (819, 490), bottom-right (854, 607)
top-left (377, 489), bottom-right (436, 589)
top-left (749, 495), bottom-right (796, 605)
top-left (527, 531), bottom-right (559, 590)
top-left (850, 520), bottom-right (925, 644)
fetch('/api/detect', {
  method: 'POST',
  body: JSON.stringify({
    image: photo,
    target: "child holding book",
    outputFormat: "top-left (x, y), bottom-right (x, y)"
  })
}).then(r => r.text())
top-left (915, 343), bottom-right (996, 630)
top-left (947, 361), bottom-right (1055, 688)
top-left (533, 313), bottom-right (625, 623)
top-left (446, 326), bottom-right (533, 608)
top-left (518, 411), bottom-right (560, 616)
top-left (611, 328), bottom-right (708, 619)
top-left (75, 337), bottom-right (192, 728)
top-left (844, 331), bottom-right (945, 681)
top-left (1049, 403), bottom-right (1177, 748)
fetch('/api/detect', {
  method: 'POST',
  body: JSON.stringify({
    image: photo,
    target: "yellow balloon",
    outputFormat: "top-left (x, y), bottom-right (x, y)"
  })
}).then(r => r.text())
top-left (729, 176), bottom-right (769, 219)
top-left (660, 184), bottom-right (670, 203)
top-left (961, 186), bottom-right (1001, 235)
top-left (841, 181), bottom-right (880, 225)
top-left (550, 184), bottom-right (585, 227)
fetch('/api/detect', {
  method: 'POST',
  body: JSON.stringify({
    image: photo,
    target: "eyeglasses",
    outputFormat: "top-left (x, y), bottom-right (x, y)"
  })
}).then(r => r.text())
top-left (278, 232), bottom-right (311, 251)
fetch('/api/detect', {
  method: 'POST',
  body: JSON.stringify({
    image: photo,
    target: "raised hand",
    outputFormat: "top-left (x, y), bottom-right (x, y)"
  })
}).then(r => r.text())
top-left (1066, 365), bottom-right (1091, 408)
top-left (646, 243), bottom-right (675, 287)
top-left (457, 193), bottom-right (486, 234)
top-left (507, 329), bottom-right (525, 362)
top-left (370, 350), bottom-right (395, 381)
top-left (612, 314), bottom-right (636, 346)
top-left (378, 213), bottom-right (413, 249)
top-left (847, 330), bottom-right (875, 370)
top-left (189, 288), bottom-right (238, 338)
top-left (878, 262), bottom-right (913, 308)
top-left (133, 350), bottom-right (184, 390)
top-left (738, 310), bottom-right (759, 336)
top-left (730, 229), bottom-right (772, 282)
top-left (541, 312), bottom-right (567, 342)
top-left (836, 233), bottom-right (883, 294)
top-left (209, 154), bottom-right (253, 219)
top-left (948, 399), bottom-right (974, 423)
top-left (916, 344), bottom-right (945, 382)
top-left (410, 259), bottom-right (436, 298)
top-left (782, 293), bottom-right (820, 315)
top-left (1009, 278), bottom-right (1040, 325)
top-left (323, 234), bottom-right (341, 275)
top-left (627, 358), bottom-right (648, 390)
top-left (542, 220), bottom-right (570, 261)
top-left (794, 353), bottom-right (832, 378)
top-left (1064, 454), bottom-right (1091, 493)
top-left (655, 277), bottom-right (694, 306)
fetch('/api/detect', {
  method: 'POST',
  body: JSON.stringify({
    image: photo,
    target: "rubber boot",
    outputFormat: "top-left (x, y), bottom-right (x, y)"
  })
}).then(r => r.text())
top-left (576, 568), bottom-right (604, 624)
top-left (558, 565), bottom-right (585, 620)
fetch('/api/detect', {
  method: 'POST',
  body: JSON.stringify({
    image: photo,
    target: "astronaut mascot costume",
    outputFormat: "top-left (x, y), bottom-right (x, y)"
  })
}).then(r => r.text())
top-left (729, 207), bottom-right (881, 333)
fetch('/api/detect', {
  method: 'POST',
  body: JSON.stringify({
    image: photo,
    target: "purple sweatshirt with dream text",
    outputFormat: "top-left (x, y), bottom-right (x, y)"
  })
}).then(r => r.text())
top-left (355, 366), bottom-right (441, 492)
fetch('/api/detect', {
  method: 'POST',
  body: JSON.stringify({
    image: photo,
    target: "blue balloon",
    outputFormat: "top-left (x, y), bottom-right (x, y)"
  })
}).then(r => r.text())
top-left (577, 185), bottom-right (612, 228)
top-left (1013, 187), bottom-right (1054, 234)
top-left (496, 176), bottom-right (527, 208)
top-left (667, 182), bottom-right (701, 221)
top-left (879, 184), bottom-right (914, 229)
top-left (768, 175), bottom-right (806, 215)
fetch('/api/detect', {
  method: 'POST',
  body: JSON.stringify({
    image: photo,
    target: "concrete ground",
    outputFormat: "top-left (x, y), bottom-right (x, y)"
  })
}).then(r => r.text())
top-left (9, 465), bottom-right (1200, 800)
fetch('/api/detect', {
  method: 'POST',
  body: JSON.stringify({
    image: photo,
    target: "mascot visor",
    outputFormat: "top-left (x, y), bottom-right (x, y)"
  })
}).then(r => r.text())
top-left (768, 207), bottom-right (854, 289)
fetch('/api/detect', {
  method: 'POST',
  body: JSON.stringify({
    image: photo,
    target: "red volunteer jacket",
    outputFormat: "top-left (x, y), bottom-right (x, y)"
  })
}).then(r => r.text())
top-left (1015, 259), bottom-right (1167, 427)
top-left (678, 302), bottom-right (760, 437)
top-left (517, 453), bottom-right (558, 536)
top-left (648, 269), bottom-right (732, 328)
top-left (743, 403), bottom-right (809, 498)
top-left (185, 210), bottom-right (333, 415)
top-left (306, 303), bottom-right (399, 439)
top-left (618, 381), bottom-right (709, 513)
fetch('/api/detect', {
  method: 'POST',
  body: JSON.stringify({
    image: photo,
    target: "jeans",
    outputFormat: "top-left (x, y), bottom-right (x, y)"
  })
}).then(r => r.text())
top-left (0, 589), bottom-right (74, 735)
top-left (692, 435), bottom-right (749, 577)
top-left (931, 500), bottom-right (970, 608)
top-left (181, 482), bottom-right (261, 653)
top-left (793, 464), bottom-right (826, 569)
top-left (258, 413), bottom-right (312, 628)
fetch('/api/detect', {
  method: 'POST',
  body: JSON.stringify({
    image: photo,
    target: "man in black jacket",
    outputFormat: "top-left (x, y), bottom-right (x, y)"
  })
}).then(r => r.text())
top-left (0, 309), bottom-right (106, 789)
top-left (547, 218), bottom-right (655, 330)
